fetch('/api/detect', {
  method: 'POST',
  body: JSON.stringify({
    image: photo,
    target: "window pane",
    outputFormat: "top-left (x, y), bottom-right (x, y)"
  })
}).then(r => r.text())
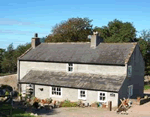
top-left (59, 92), bottom-right (61, 95)
top-left (82, 94), bottom-right (85, 97)
top-left (100, 97), bottom-right (102, 100)
top-left (103, 97), bottom-right (105, 101)
top-left (103, 93), bottom-right (105, 96)
top-left (100, 93), bottom-right (102, 96)
top-left (70, 67), bottom-right (73, 71)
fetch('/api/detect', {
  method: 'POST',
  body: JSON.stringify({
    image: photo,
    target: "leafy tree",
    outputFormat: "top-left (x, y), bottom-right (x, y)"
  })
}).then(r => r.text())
top-left (45, 17), bottom-right (93, 42)
top-left (140, 30), bottom-right (150, 42)
top-left (0, 43), bottom-right (31, 73)
top-left (1, 43), bottom-right (15, 73)
top-left (94, 19), bottom-right (136, 43)
top-left (0, 48), bottom-right (5, 73)
top-left (40, 37), bottom-right (46, 43)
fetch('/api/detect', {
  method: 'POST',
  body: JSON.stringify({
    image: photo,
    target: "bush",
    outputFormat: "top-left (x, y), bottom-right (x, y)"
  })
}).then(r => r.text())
top-left (5, 91), bottom-right (9, 95)
top-left (61, 99), bottom-right (78, 107)
top-left (46, 98), bottom-right (52, 104)
top-left (144, 85), bottom-right (150, 90)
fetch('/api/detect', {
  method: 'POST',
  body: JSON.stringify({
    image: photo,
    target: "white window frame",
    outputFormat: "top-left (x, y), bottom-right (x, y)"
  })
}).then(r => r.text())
top-left (50, 87), bottom-right (62, 98)
top-left (67, 63), bottom-right (74, 72)
top-left (128, 85), bottom-right (133, 98)
top-left (78, 89), bottom-right (87, 100)
top-left (128, 65), bottom-right (132, 77)
top-left (98, 92), bottom-right (107, 102)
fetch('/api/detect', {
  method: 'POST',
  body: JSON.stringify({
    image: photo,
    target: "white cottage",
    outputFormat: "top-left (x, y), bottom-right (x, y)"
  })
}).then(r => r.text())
top-left (18, 33), bottom-right (145, 107)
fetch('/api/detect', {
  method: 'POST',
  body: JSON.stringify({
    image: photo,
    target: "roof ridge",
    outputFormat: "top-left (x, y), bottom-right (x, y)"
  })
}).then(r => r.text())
top-left (44, 42), bottom-right (90, 44)
top-left (102, 42), bottom-right (137, 44)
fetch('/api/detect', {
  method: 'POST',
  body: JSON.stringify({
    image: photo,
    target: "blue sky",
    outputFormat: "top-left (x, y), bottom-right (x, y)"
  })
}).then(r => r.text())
top-left (0, 0), bottom-right (150, 49)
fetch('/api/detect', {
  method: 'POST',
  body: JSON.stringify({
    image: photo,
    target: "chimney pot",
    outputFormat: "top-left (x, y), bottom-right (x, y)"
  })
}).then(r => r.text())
top-left (35, 33), bottom-right (38, 38)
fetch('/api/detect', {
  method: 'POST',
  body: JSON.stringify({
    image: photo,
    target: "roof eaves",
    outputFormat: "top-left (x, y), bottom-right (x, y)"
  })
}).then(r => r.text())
top-left (18, 59), bottom-right (125, 66)
top-left (18, 81), bottom-right (119, 92)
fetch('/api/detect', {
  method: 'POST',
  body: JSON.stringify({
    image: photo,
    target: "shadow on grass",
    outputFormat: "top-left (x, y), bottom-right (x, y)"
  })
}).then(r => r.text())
top-left (13, 101), bottom-right (60, 116)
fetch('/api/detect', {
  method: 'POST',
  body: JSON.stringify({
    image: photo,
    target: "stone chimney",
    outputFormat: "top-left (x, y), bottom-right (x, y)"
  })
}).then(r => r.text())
top-left (90, 31), bottom-right (103, 49)
top-left (31, 33), bottom-right (41, 49)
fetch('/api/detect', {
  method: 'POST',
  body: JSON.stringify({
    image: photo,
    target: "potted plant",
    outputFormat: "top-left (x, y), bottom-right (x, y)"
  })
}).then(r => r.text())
top-left (18, 93), bottom-right (22, 101)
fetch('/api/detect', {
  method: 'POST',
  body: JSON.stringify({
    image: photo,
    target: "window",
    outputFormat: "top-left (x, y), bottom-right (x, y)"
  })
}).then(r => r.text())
top-left (68, 63), bottom-right (73, 72)
top-left (128, 85), bottom-right (133, 97)
top-left (98, 92), bottom-right (107, 102)
top-left (51, 87), bottom-right (62, 97)
top-left (128, 65), bottom-right (132, 77)
top-left (78, 90), bottom-right (87, 100)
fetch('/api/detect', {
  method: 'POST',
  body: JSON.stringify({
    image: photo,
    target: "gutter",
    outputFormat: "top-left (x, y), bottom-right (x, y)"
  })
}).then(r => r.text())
top-left (18, 59), bottom-right (125, 66)
top-left (18, 82), bottom-right (119, 93)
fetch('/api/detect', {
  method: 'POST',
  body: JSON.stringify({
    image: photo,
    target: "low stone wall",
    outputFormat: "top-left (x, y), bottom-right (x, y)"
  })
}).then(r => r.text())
top-left (139, 97), bottom-right (150, 105)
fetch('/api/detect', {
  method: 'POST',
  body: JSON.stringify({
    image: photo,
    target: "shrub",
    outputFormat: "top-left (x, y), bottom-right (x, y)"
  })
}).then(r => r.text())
top-left (61, 99), bottom-right (78, 107)
top-left (5, 91), bottom-right (9, 95)
top-left (46, 98), bottom-right (52, 104)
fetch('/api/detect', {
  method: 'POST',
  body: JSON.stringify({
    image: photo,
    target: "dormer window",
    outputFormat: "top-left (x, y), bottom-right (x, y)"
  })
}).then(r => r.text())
top-left (68, 63), bottom-right (73, 72)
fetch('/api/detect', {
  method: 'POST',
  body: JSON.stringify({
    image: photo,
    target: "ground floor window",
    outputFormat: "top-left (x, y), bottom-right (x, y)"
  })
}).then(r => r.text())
top-left (78, 89), bottom-right (87, 100)
top-left (98, 92), bottom-right (107, 102)
top-left (51, 87), bottom-right (62, 97)
top-left (128, 85), bottom-right (133, 97)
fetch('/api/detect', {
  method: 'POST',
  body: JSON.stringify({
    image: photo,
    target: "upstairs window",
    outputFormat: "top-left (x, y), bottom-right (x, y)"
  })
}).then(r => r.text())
top-left (128, 65), bottom-right (132, 77)
top-left (68, 63), bottom-right (73, 72)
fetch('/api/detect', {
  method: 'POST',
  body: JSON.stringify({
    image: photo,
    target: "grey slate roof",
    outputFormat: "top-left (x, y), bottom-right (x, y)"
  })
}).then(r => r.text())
top-left (19, 70), bottom-right (126, 92)
top-left (19, 43), bottom-right (136, 65)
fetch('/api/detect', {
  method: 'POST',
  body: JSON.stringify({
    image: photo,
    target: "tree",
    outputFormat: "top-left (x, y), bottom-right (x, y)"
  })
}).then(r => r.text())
top-left (94, 19), bottom-right (136, 43)
top-left (140, 30), bottom-right (150, 42)
top-left (0, 43), bottom-right (31, 73)
top-left (45, 17), bottom-right (93, 42)
top-left (0, 48), bottom-right (5, 73)
top-left (1, 43), bottom-right (15, 73)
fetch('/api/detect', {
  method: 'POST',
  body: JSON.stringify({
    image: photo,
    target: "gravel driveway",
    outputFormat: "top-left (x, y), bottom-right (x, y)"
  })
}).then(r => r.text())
top-left (37, 105), bottom-right (150, 117)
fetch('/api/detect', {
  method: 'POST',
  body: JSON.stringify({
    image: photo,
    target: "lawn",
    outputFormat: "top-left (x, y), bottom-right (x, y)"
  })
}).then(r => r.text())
top-left (144, 85), bottom-right (150, 90)
top-left (0, 73), bottom-right (16, 76)
top-left (0, 104), bottom-right (38, 117)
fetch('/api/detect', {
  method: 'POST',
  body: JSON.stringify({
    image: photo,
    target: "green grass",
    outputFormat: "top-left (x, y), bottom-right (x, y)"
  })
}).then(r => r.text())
top-left (0, 104), bottom-right (38, 117)
top-left (144, 85), bottom-right (150, 90)
top-left (0, 73), bottom-right (15, 76)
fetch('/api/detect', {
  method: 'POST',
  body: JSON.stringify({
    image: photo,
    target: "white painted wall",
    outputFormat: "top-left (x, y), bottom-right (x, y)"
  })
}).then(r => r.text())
top-left (19, 61), bottom-right (123, 107)
top-left (19, 61), bottom-right (126, 80)
top-left (35, 85), bottom-right (118, 107)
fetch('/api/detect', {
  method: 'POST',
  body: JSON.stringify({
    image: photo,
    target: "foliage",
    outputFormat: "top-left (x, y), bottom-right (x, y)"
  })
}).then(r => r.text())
top-left (18, 93), bottom-right (22, 97)
top-left (0, 73), bottom-right (14, 76)
top-left (61, 99), bottom-right (78, 107)
top-left (45, 17), bottom-right (92, 42)
top-left (5, 90), bottom-right (9, 95)
top-left (46, 98), bottom-right (53, 104)
top-left (0, 43), bottom-right (31, 74)
top-left (94, 19), bottom-right (136, 43)
top-left (144, 85), bottom-right (150, 90)
top-left (140, 30), bottom-right (150, 42)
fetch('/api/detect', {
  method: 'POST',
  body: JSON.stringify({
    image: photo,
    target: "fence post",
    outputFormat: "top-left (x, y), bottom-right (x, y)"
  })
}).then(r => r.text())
top-left (10, 92), bottom-right (12, 117)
